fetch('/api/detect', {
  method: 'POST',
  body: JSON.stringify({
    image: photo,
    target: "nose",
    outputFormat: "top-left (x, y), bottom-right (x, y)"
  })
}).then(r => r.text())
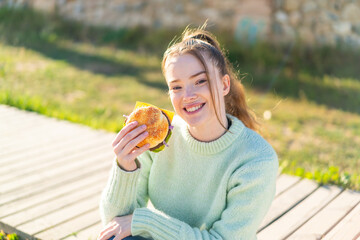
top-left (183, 86), bottom-right (197, 102)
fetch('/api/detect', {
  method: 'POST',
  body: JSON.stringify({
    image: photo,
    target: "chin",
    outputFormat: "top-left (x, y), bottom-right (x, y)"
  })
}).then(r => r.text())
top-left (182, 114), bottom-right (208, 128)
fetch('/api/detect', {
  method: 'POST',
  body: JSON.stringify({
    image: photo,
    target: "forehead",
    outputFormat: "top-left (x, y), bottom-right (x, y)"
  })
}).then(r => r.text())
top-left (164, 53), bottom-right (214, 82)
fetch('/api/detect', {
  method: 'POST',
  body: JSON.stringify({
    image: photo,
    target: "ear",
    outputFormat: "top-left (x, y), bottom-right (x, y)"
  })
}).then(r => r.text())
top-left (221, 74), bottom-right (231, 96)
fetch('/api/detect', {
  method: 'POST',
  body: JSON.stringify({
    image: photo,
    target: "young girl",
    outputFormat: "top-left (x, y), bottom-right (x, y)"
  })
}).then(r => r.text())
top-left (97, 26), bottom-right (278, 240)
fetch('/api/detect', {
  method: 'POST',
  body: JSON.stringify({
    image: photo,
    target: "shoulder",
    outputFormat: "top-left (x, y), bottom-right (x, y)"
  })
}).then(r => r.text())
top-left (244, 127), bottom-right (277, 161)
top-left (227, 124), bottom-right (278, 189)
top-left (232, 116), bottom-right (276, 157)
top-left (228, 115), bottom-right (278, 169)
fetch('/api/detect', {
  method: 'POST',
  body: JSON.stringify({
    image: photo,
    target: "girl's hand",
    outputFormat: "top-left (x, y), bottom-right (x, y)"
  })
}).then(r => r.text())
top-left (97, 214), bottom-right (133, 240)
top-left (112, 121), bottom-right (150, 171)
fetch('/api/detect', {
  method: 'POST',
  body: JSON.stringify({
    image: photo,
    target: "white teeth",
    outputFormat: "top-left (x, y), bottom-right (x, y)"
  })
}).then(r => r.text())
top-left (186, 104), bottom-right (203, 112)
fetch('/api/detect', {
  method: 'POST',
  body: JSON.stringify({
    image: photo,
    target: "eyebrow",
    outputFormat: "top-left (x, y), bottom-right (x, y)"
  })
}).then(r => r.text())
top-left (169, 70), bottom-right (206, 83)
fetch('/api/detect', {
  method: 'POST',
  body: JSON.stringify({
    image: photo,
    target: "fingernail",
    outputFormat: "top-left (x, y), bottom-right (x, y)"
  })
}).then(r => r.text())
top-left (142, 124), bottom-right (147, 129)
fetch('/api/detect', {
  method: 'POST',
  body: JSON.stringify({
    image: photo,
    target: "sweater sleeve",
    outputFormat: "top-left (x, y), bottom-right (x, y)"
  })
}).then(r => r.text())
top-left (99, 151), bottom-right (153, 226)
top-left (131, 157), bottom-right (278, 240)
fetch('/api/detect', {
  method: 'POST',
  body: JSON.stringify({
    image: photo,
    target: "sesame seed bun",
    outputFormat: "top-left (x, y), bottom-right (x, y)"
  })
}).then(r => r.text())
top-left (125, 106), bottom-right (170, 149)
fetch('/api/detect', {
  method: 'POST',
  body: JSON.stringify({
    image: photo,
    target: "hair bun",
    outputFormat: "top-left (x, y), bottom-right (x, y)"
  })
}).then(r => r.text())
top-left (184, 30), bottom-right (222, 52)
top-left (190, 33), bottom-right (215, 45)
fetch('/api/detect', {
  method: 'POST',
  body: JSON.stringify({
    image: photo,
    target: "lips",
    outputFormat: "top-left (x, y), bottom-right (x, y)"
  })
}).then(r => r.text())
top-left (184, 103), bottom-right (205, 113)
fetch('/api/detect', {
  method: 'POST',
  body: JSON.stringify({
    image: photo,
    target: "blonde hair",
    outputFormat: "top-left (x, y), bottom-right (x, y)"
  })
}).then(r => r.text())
top-left (162, 25), bottom-right (260, 132)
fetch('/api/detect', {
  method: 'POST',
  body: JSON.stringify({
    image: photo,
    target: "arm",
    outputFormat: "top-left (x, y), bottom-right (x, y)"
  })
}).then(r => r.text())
top-left (131, 157), bottom-right (278, 240)
top-left (99, 151), bottom-right (154, 226)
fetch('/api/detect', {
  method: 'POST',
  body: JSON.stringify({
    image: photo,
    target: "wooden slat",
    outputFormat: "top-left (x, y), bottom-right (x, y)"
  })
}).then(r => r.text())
top-left (0, 222), bottom-right (36, 240)
top-left (36, 209), bottom-right (101, 240)
top-left (0, 121), bottom-right (101, 157)
top-left (0, 105), bottom-right (112, 240)
top-left (0, 107), bottom-right (56, 125)
top-left (2, 179), bottom-right (105, 227)
top-left (0, 126), bottom-right (98, 158)
top-left (322, 200), bottom-right (360, 240)
top-left (0, 119), bottom-right (55, 144)
top-left (0, 127), bottom-right (112, 163)
top-left (0, 145), bottom-right (112, 189)
top-left (2, 105), bottom-right (360, 240)
top-left (0, 146), bottom-right (113, 183)
top-left (275, 174), bottom-right (301, 197)
top-left (0, 134), bottom-right (112, 175)
top-left (0, 107), bottom-right (41, 121)
top-left (258, 178), bottom-right (319, 231)
top-left (1, 113), bottom-right (45, 129)
top-left (0, 156), bottom-right (111, 206)
top-left (257, 185), bottom-right (342, 239)
top-left (0, 146), bottom-right (111, 194)
top-left (62, 221), bottom-right (103, 240)
top-left (286, 189), bottom-right (360, 240)
top-left (17, 194), bottom-right (101, 235)
top-left (0, 170), bottom-right (109, 218)
top-left (0, 144), bottom-right (112, 184)
top-left (0, 116), bottom-right (111, 148)
top-left (0, 114), bottom-right (79, 137)
top-left (0, 113), bottom-right (54, 135)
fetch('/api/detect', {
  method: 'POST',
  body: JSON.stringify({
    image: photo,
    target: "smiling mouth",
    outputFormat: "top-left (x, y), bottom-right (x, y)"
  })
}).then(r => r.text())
top-left (184, 103), bottom-right (205, 113)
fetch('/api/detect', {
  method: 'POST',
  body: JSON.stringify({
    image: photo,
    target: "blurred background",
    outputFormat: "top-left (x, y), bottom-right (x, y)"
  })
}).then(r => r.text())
top-left (1, 0), bottom-right (359, 190)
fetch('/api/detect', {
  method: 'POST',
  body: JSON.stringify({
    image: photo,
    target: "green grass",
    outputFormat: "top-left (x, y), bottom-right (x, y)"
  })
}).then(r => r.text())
top-left (0, 230), bottom-right (19, 240)
top-left (1, 7), bottom-right (360, 190)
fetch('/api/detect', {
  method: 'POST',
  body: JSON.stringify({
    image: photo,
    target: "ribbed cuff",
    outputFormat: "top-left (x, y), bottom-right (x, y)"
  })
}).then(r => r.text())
top-left (131, 207), bottom-right (183, 240)
top-left (103, 158), bottom-right (141, 206)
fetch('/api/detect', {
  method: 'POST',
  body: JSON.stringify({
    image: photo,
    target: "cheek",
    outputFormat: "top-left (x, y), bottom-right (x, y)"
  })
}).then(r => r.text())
top-left (169, 94), bottom-right (180, 109)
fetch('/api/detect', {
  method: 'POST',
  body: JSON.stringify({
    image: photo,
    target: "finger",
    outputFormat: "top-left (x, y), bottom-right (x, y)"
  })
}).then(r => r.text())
top-left (127, 143), bottom-right (151, 160)
top-left (98, 221), bottom-right (116, 235)
top-left (112, 121), bottom-right (138, 147)
top-left (98, 227), bottom-right (116, 240)
top-left (113, 234), bottom-right (122, 240)
top-left (100, 231), bottom-right (115, 240)
top-left (98, 234), bottom-right (115, 240)
top-left (114, 125), bottom-right (147, 153)
top-left (98, 226), bottom-right (110, 240)
top-left (121, 131), bottom-right (149, 155)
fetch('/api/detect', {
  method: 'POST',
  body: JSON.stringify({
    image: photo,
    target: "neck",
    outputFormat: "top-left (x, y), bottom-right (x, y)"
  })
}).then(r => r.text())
top-left (187, 114), bottom-right (228, 142)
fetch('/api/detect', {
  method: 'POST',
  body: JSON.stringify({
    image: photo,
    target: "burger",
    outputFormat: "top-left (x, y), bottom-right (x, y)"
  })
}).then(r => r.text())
top-left (125, 105), bottom-right (173, 152)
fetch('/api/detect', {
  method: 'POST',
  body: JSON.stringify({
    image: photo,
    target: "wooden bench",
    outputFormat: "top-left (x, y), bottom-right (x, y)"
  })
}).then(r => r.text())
top-left (1, 104), bottom-right (359, 240)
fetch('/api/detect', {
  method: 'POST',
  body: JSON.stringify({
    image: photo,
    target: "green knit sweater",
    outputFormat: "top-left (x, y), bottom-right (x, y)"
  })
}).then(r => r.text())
top-left (99, 114), bottom-right (278, 240)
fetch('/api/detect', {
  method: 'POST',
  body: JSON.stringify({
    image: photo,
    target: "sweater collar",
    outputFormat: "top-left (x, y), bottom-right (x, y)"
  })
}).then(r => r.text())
top-left (179, 114), bottom-right (245, 155)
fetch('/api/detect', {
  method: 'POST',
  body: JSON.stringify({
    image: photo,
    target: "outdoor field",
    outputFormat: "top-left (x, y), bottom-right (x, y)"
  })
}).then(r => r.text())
top-left (1, 7), bottom-right (360, 191)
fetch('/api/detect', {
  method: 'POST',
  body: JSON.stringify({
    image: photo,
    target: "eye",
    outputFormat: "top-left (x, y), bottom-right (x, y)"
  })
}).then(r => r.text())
top-left (196, 79), bottom-right (207, 85)
top-left (170, 86), bottom-right (182, 90)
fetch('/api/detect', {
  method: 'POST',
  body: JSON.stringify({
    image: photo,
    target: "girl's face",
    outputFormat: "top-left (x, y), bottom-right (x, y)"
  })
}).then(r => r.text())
top-left (164, 53), bottom-right (230, 133)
